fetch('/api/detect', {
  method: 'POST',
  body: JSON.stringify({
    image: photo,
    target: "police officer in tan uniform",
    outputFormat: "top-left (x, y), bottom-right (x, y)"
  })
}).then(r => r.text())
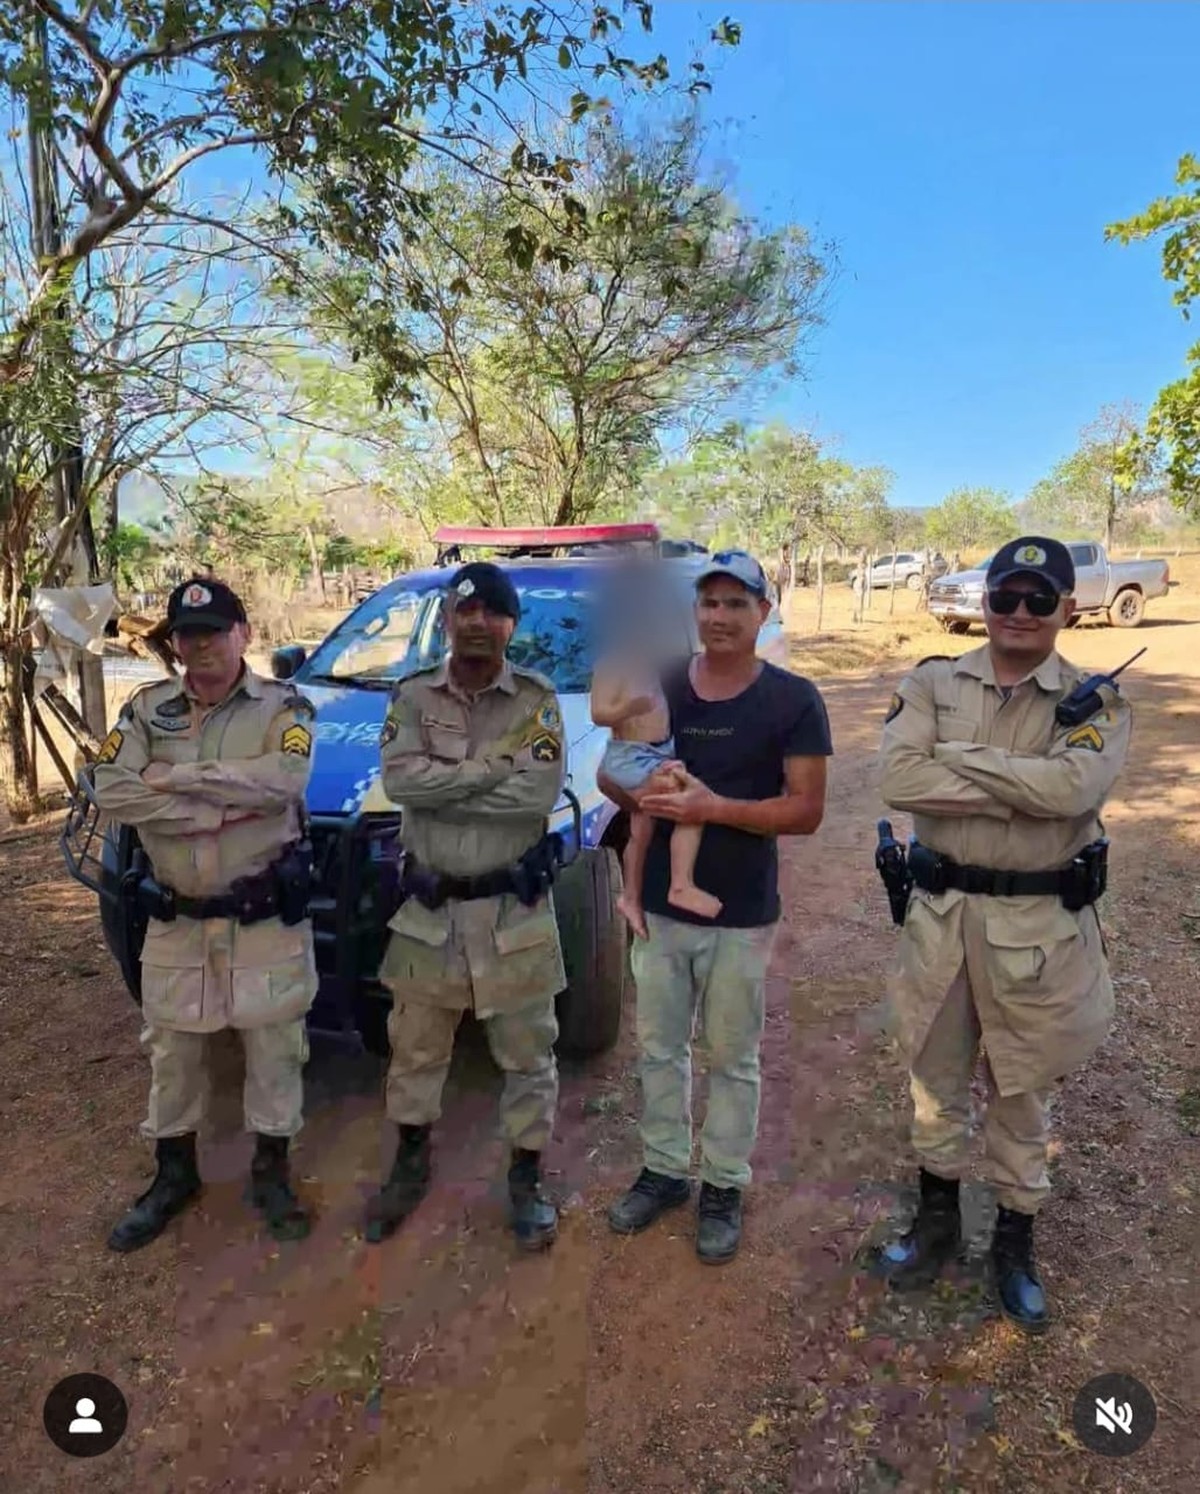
top-left (94, 578), bottom-right (318, 1250)
top-left (874, 537), bottom-right (1132, 1331)
top-left (365, 562), bottom-right (567, 1251)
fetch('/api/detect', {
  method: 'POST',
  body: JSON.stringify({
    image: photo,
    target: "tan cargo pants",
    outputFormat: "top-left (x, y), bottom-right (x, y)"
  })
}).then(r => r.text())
top-left (140, 1020), bottom-right (309, 1140)
top-left (910, 966), bottom-right (1052, 1214)
top-left (385, 998), bottom-right (559, 1152)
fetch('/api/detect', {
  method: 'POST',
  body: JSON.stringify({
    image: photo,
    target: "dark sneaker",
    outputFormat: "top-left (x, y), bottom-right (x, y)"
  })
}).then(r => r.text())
top-left (696, 1183), bottom-right (742, 1264)
top-left (247, 1134), bottom-right (311, 1242)
top-left (868, 1168), bottom-right (962, 1289)
top-left (607, 1168), bottom-right (691, 1235)
top-left (364, 1124), bottom-right (432, 1244)
top-left (992, 1206), bottom-right (1050, 1334)
top-left (508, 1150), bottom-right (558, 1252)
top-left (108, 1134), bottom-right (201, 1253)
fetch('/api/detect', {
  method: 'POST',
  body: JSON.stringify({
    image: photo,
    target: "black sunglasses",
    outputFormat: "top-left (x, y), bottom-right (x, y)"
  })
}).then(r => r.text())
top-left (987, 589), bottom-right (1061, 618)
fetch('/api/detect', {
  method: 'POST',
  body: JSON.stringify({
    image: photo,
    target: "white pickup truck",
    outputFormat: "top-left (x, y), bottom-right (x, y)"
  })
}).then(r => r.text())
top-left (927, 541), bottom-right (1171, 633)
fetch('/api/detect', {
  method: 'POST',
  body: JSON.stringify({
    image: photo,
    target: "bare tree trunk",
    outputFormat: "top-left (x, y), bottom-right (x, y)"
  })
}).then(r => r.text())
top-left (851, 548), bottom-right (868, 625)
top-left (815, 545), bottom-right (826, 632)
top-left (888, 555), bottom-right (898, 616)
top-left (0, 636), bottom-right (39, 821)
top-left (304, 525), bottom-right (327, 604)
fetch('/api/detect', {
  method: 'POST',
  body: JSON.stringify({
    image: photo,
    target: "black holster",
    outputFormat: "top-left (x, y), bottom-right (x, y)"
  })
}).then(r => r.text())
top-left (135, 841), bottom-right (313, 927)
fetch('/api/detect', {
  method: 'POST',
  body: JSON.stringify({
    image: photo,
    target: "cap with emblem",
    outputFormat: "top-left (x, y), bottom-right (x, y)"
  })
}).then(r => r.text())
top-left (445, 562), bottom-right (521, 621)
top-left (987, 537), bottom-right (1075, 595)
top-left (694, 548), bottom-right (769, 598)
top-left (164, 577), bottom-right (248, 634)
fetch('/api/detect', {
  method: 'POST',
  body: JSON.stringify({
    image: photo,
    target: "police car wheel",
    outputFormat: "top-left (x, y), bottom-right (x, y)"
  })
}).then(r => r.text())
top-left (553, 847), bottom-right (628, 1059)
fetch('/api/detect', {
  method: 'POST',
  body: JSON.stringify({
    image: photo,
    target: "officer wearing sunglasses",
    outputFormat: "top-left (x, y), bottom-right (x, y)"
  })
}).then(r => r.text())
top-left (873, 536), bottom-right (1132, 1333)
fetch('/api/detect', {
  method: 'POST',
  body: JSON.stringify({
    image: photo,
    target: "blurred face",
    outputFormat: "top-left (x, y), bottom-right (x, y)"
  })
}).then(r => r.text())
top-left (446, 597), bottom-right (515, 666)
top-left (983, 574), bottom-right (1075, 661)
top-left (172, 622), bottom-right (250, 691)
top-left (696, 577), bottom-right (770, 658)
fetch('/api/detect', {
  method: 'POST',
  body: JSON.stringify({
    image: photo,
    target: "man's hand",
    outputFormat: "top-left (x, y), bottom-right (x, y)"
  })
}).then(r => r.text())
top-left (141, 762), bottom-right (172, 789)
top-left (639, 768), bottom-right (719, 826)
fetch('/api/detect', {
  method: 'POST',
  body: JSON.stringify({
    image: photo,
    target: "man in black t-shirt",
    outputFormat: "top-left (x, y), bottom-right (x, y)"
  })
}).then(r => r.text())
top-left (599, 549), bottom-right (833, 1264)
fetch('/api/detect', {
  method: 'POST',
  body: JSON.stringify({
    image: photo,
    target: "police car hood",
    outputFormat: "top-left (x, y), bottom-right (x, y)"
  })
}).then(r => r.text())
top-left (303, 681), bottom-right (602, 816)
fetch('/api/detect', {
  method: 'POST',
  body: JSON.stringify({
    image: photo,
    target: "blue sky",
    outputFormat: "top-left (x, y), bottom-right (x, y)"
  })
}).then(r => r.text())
top-left (644, 0), bottom-right (1199, 506)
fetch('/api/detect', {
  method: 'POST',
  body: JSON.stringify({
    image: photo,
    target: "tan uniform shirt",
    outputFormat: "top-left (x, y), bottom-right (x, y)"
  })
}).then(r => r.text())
top-left (879, 645), bottom-right (1132, 1094)
top-left (378, 657), bottom-right (567, 1018)
top-left (93, 667), bottom-right (318, 1033)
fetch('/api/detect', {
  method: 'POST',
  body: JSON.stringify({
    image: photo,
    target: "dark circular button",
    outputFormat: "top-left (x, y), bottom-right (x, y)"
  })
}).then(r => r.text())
top-left (43, 1373), bottom-right (128, 1458)
top-left (1071, 1372), bottom-right (1157, 1457)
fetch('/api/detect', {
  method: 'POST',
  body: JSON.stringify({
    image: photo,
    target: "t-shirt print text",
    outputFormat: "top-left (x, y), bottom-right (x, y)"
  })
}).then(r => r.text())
top-left (678, 725), bottom-right (736, 737)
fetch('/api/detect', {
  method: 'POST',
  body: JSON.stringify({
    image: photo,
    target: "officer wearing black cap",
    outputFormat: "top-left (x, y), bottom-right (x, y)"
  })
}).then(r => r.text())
top-left (873, 535), bottom-right (1132, 1331)
top-left (93, 575), bottom-right (318, 1250)
top-left (366, 561), bottom-right (568, 1250)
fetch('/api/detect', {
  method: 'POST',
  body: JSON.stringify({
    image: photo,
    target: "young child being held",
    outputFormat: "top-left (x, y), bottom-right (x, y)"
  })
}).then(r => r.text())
top-left (591, 576), bottom-right (721, 938)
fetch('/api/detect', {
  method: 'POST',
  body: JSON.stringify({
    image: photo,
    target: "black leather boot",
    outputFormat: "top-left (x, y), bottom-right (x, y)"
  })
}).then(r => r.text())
top-left (992, 1205), bottom-right (1049, 1333)
top-left (870, 1167), bottom-right (962, 1288)
top-left (696, 1183), bottom-right (743, 1265)
top-left (508, 1149), bottom-right (558, 1252)
top-left (364, 1124), bottom-right (432, 1244)
top-left (248, 1134), bottom-right (311, 1242)
top-left (607, 1168), bottom-right (692, 1235)
top-left (108, 1134), bottom-right (201, 1253)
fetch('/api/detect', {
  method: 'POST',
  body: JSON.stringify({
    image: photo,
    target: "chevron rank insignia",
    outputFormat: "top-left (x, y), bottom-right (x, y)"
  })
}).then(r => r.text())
top-left (530, 731), bottom-right (561, 764)
top-left (96, 727), bottom-right (123, 764)
top-left (281, 724), bottom-right (313, 757)
top-left (1064, 724), bottom-right (1103, 752)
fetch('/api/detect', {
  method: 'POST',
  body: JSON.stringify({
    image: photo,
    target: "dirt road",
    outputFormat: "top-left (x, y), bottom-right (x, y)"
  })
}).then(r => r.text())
top-left (2, 579), bottom-right (1198, 1492)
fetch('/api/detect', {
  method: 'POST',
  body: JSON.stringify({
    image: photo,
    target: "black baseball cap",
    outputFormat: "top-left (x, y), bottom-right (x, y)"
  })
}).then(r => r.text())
top-left (164, 577), bottom-right (248, 634)
top-left (987, 537), bottom-right (1076, 595)
top-left (445, 562), bottom-right (521, 621)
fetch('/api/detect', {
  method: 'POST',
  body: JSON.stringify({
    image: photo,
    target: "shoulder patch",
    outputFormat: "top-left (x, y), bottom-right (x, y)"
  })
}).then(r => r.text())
top-left (1064, 723), bottom-right (1103, 752)
top-left (380, 715), bottom-right (398, 747)
top-left (534, 697), bottom-right (562, 732)
top-left (884, 692), bottom-right (904, 723)
top-left (96, 726), bottom-right (124, 764)
top-left (530, 731), bottom-right (562, 763)
top-left (281, 723), bottom-right (313, 757)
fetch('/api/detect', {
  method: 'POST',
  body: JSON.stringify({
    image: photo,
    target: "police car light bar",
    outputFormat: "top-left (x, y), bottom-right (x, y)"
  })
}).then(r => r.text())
top-left (433, 523), bottom-right (660, 549)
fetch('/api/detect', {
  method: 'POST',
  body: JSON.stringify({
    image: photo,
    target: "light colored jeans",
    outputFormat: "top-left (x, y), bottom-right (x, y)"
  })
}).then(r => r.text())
top-left (631, 914), bottom-right (777, 1190)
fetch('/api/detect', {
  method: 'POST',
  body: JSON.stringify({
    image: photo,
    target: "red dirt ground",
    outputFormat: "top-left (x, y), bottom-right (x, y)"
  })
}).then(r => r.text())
top-left (1, 595), bottom-right (1197, 1493)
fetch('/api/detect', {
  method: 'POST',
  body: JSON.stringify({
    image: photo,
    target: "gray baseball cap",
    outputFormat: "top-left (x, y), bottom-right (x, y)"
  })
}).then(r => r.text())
top-left (694, 548), bottom-right (769, 598)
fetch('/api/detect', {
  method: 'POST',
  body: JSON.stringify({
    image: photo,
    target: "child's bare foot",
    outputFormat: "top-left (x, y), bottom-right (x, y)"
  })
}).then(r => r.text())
top-left (617, 894), bottom-right (649, 940)
top-left (667, 883), bottom-right (722, 920)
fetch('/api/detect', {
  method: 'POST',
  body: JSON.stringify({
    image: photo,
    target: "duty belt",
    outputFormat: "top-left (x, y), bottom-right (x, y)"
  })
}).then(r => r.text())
top-left (908, 839), bottom-right (1108, 910)
top-left (130, 842), bottom-right (313, 927)
top-left (400, 833), bottom-right (564, 912)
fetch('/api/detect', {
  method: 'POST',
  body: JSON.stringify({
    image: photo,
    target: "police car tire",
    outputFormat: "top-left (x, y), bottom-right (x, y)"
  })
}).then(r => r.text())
top-left (553, 847), bottom-right (628, 1058)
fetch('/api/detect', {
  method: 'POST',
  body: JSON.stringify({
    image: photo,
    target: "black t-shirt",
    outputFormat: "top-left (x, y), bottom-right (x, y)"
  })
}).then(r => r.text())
top-left (641, 660), bottom-right (834, 928)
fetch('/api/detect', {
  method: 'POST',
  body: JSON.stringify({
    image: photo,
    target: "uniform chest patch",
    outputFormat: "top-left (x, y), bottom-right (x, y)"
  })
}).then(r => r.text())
top-left (151, 715), bottom-right (191, 733)
top-left (1064, 724), bottom-right (1103, 752)
top-left (281, 724), bottom-right (313, 757)
top-left (154, 694), bottom-right (190, 719)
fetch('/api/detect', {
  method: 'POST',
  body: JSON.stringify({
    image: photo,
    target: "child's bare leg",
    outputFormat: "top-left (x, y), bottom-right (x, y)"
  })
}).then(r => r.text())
top-left (616, 808), bottom-right (653, 939)
top-left (667, 822), bottom-right (722, 920)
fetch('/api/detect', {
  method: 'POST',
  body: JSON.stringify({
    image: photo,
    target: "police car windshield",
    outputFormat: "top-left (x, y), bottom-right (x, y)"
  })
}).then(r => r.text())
top-left (302, 586), bottom-right (432, 686)
top-left (411, 583), bottom-right (596, 693)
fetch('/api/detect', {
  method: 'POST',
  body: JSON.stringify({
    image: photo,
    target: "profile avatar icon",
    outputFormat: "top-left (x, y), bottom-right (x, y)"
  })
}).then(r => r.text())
top-left (69, 1397), bottom-right (103, 1434)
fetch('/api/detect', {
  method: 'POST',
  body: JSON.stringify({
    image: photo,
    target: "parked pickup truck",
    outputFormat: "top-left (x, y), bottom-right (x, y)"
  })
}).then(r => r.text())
top-left (927, 541), bottom-right (1171, 632)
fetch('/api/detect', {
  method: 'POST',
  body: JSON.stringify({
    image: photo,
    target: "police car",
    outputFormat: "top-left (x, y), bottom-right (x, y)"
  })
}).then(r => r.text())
top-left (62, 524), bottom-right (787, 1059)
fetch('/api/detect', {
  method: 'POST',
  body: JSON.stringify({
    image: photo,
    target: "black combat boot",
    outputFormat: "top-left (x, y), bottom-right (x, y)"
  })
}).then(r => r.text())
top-left (607, 1168), bottom-right (692, 1235)
top-left (696, 1182), bottom-right (743, 1265)
top-left (992, 1205), bottom-right (1049, 1333)
top-left (248, 1134), bottom-right (311, 1242)
top-left (364, 1124), bottom-right (432, 1244)
top-left (108, 1134), bottom-right (202, 1253)
top-left (508, 1149), bottom-right (558, 1252)
top-left (870, 1167), bottom-right (962, 1288)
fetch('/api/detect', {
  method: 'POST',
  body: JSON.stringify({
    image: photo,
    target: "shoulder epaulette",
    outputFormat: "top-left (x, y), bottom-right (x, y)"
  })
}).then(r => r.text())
top-left (511, 663), bottom-right (556, 694)
top-left (913, 654), bottom-right (953, 669)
